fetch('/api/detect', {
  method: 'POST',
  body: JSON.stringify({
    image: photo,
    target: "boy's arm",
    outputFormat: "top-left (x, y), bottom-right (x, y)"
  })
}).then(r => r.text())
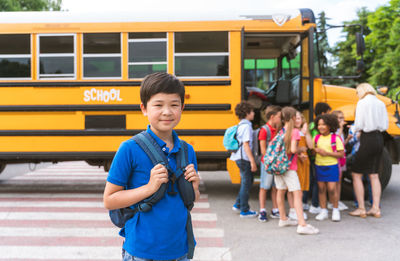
top-left (103, 164), bottom-right (168, 210)
top-left (243, 141), bottom-right (257, 172)
top-left (260, 140), bottom-right (267, 157)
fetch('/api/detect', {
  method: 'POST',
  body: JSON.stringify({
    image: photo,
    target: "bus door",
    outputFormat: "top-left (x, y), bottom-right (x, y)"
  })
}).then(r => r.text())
top-left (242, 32), bottom-right (302, 126)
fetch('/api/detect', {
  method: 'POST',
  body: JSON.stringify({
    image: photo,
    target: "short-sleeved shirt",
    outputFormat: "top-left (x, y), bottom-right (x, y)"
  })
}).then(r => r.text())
top-left (258, 123), bottom-right (277, 163)
top-left (230, 119), bottom-right (253, 162)
top-left (107, 125), bottom-right (198, 260)
top-left (288, 128), bottom-right (300, 170)
top-left (314, 134), bottom-right (344, 166)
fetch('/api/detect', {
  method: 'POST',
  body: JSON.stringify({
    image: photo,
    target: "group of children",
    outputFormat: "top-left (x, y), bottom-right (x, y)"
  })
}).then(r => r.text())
top-left (231, 101), bottom-right (353, 235)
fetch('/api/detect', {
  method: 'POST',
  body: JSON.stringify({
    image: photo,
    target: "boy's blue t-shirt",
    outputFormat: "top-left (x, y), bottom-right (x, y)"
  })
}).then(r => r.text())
top-left (107, 126), bottom-right (198, 260)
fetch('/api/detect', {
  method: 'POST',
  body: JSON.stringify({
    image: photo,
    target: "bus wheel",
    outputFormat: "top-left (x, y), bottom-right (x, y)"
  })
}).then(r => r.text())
top-left (104, 161), bottom-right (112, 172)
top-left (341, 148), bottom-right (392, 200)
top-left (0, 163), bottom-right (6, 174)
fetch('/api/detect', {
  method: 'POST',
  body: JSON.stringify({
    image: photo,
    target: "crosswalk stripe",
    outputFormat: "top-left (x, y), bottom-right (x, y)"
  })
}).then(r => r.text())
top-left (194, 247), bottom-right (232, 260)
top-left (0, 193), bottom-right (102, 198)
top-left (0, 227), bottom-right (224, 238)
top-left (0, 246), bottom-right (121, 260)
top-left (0, 211), bottom-right (218, 221)
top-left (0, 201), bottom-right (104, 207)
top-left (13, 176), bottom-right (106, 180)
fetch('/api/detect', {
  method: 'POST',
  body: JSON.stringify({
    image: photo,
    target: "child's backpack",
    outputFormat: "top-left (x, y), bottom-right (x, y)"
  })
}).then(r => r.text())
top-left (314, 133), bottom-right (346, 167)
top-left (263, 128), bottom-right (293, 175)
top-left (108, 131), bottom-right (196, 259)
top-left (252, 125), bottom-right (272, 163)
top-left (223, 122), bottom-right (245, 152)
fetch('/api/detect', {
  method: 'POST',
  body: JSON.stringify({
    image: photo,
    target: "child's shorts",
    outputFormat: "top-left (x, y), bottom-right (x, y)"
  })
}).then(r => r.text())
top-left (315, 164), bottom-right (340, 182)
top-left (260, 161), bottom-right (275, 190)
top-left (274, 170), bottom-right (301, 192)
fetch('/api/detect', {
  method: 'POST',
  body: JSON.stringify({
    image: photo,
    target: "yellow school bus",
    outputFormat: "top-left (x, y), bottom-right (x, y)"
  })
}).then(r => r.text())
top-left (0, 9), bottom-right (398, 190)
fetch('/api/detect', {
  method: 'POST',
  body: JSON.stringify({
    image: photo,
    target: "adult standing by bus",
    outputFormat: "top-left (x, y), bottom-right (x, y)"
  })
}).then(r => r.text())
top-left (349, 83), bottom-right (388, 218)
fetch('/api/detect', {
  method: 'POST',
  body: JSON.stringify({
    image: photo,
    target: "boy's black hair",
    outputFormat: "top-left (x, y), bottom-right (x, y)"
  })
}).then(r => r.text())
top-left (140, 72), bottom-right (185, 108)
top-left (235, 101), bottom-right (254, 119)
top-left (315, 102), bottom-right (332, 116)
top-left (315, 114), bottom-right (339, 133)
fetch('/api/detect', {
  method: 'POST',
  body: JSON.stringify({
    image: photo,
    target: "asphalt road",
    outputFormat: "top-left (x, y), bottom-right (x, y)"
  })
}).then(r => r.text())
top-left (1, 163), bottom-right (399, 260)
top-left (201, 165), bottom-right (400, 261)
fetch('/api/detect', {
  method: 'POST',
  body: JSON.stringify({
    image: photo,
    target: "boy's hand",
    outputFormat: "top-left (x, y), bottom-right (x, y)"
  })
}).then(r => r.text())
top-left (250, 160), bottom-right (257, 172)
top-left (147, 164), bottom-right (169, 193)
top-left (184, 164), bottom-right (200, 191)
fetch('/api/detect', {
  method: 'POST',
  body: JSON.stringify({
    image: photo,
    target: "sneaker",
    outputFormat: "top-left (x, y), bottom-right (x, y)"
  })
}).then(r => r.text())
top-left (240, 210), bottom-right (258, 218)
top-left (278, 218), bottom-right (298, 227)
top-left (232, 204), bottom-right (240, 213)
top-left (315, 209), bottom-right (329, 221)
top-left (338, 201), bottom-right (349, 211)
top-left (332, 209), bottom-right (341, 222)
top-left (303, 211), bottom-right (308, 220)
top-left (303, 203), bottom-right (310, 211)
top-left (327, 202), bottom-right (333, 210)
top-left (270, 209), bottom-right (280, 219)
top-left (309, 206), bottom-right (322, 214)
top-left (258, 210), bottom-right (268, 222)
top-left (297, 224), bottom-right (319, 235)
top-left (288, 208), bottom-right (297, 220)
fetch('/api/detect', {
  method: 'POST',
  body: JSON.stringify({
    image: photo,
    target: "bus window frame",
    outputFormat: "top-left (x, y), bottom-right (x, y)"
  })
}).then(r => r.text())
top-left (128, 34), bottom-right (168, 79)
top-left (37, 33), bottom-right (77, 80)
top-left (82, 33), bottom-right (123, 80)
top-left (173, 31), bottom-right (230, 79)
top-left (0, 34), bottom-right (32, 80)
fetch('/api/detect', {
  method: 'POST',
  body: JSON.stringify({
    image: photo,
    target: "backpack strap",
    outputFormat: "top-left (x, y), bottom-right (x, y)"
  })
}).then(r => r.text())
top-left (331, 133), bottom-right (337, 152)
top-left (314, 134), bottom-right (321, 147)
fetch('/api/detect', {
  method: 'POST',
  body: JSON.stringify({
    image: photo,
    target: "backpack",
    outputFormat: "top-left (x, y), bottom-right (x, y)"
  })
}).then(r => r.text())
top-left (263, 128), bottom-right (294, 175)
top-left (223, 122), bottom-right (245, 152)
top-left (253, 125), bottom-right (272, 163)
top-left (315, 133), bottom-right (346, 167)
top-left (108, 131), bottom-right (196, 259)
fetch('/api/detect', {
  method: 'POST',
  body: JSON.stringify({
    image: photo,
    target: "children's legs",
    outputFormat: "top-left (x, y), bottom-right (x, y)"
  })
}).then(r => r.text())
top-left (369, 174), bottom-right (381, 210)
top-left (287, 191), bottom-right (294, 209)
top-left (317, 182), bottom-right (327, 209)
top-left (235, 160), bottom-right (253, 212)
top-left (310, 163), bottom-right (320, 207)
top-left (277, 189), bottom-right (287, 220)
top-left (336, 171), bottom-right (342, 202)
top-left (352, 173), bottom-right (365, 209)
top-left (271, 186), bottom-right (278, 209)
top-left (292, 190), bottom-right (306, 226)
top-left (259, 188), bottom-right (267, 210)
top-left (327, 182), bottom-right (338, 208)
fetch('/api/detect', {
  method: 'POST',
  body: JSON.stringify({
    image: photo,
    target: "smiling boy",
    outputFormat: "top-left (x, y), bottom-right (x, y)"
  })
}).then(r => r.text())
top-left (103, 72), bottom-right (200, 261)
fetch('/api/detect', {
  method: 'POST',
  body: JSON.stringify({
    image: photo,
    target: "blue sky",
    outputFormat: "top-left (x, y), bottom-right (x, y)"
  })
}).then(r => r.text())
top-left (61, 0), bottom-right (385, 46)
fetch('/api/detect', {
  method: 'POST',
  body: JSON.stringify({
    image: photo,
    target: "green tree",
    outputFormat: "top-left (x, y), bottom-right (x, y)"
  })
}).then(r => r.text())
top-left (0, 0), bottom-right (62, 11)
top-left (316, 11), bottom-right (332, 75)
top-left (366, 0), bottom-right (400, 98)
top-left (330, 7), bottom-right (371, 86)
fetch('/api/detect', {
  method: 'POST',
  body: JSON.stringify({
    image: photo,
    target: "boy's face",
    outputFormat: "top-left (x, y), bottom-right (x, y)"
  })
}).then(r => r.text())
top-left (245, 110), bottom-right (255, 121)
top-left (271, 112), bottom-right (281, 127)
top-left (140, 93), bottom-right (183, 135)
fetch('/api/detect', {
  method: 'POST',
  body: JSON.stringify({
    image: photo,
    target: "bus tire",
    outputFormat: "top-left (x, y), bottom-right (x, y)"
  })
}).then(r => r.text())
top-left (0, 163), bottom-right (6, 174)
top-left (341, 148), bottom-right (392, 200)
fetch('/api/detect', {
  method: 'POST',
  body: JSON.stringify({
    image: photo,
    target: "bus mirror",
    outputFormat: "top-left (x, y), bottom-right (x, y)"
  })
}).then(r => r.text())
top-left (356, 59), bottom-right (364, 73)
top-left (378, 86), bottom-right (388, 95)
top-left (356, 32), bottom-right (365, 56)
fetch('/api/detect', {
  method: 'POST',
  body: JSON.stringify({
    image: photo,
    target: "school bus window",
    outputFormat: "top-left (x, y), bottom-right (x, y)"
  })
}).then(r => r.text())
top-left (0, 34), bottom-right (31, 79)
top-left (38, 35), bottom-right (75, 79)
top-left (174, 32), bottom-right (229, 77)
top-left (128, 32), bottom-right (167, 79)
top-left (244, 58), bottom-right (277, 90)
top-left (83, 33), bottom-right (121, 78)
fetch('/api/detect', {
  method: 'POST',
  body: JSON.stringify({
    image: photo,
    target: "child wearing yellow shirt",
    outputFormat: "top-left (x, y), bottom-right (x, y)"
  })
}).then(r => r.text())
top-left (313, 114), bottom-right (344, 222)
